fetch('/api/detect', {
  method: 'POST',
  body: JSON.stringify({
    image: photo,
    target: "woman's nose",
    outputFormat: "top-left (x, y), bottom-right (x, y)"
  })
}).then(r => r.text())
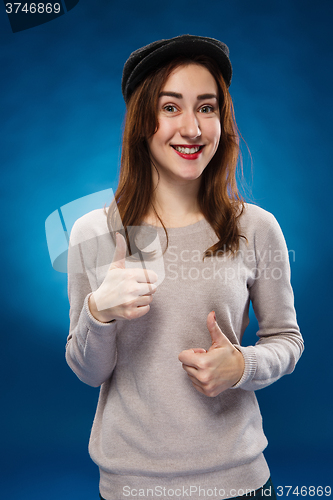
top-left (179, 112), bottom-right (201, 139)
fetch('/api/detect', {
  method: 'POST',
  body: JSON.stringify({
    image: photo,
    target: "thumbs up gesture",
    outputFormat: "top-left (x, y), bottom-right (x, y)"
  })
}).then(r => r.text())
top-left (178, 311), bottom-right (245, 396)
top-left (89, 232), bottom-right (158, 323)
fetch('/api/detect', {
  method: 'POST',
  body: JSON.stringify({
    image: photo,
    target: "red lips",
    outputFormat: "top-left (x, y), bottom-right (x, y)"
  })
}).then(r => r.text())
top-left (171, 145), bottom-right (204, 160)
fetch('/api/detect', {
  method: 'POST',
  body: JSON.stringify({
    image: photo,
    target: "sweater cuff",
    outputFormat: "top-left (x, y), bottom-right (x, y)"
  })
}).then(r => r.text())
top-left (230, 345), bottom-right (257, 389)
top-left (82, 293), bottom-right (118, 334)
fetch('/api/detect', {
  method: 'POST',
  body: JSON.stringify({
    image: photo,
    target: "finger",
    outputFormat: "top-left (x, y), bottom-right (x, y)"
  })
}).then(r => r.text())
top-left (207, 310), bottom-right (231, 349)
top-left (178, 349), bottom-right (204, 368)
top-left (114, 291), bottom-right (153, 308)
top-left (132, 268), bottom-right (158, 284)
top-left (186, 374), bottom-right (207, 394)
top-left (136, 282), bottom-right (157, 296)
top-left (141, 288), bottom-right (157, 297)
top-left (109, 232), bottom-right (127, 270)
top-left (191, 384), bottom-right (206, 395)
top-left (182, 364), bottom-right (211, 387)
top-left (142, 266), bottom-right (155, 295)
top-left (181, 364), bottom-right (198, 376)
top-left (123, 304), bottom-right (151, 320)
top-left (135, 304), bottom-right (151, 318)
top-left (132, 294), bottom-right (154, 308)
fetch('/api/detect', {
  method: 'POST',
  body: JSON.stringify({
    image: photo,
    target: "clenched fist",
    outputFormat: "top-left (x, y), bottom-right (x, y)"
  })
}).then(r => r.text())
top-left (89, 232), bottom-right (158, 323)
top-left (178, 311), bottom-right (245, 396)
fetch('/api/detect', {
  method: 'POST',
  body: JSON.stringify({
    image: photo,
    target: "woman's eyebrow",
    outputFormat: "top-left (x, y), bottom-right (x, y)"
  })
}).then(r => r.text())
top-left (197, 93), bottom-right (218, 100)
top-left (159, 91), bottom-right (218, 100)
top-left (159, 91), bottom-right (182, 99)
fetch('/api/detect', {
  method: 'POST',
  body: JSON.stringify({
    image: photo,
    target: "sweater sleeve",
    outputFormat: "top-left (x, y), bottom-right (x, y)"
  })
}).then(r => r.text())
top-left (232, 212), bottom-right (304, 391)
top-left (65, 215), bottom-right (118, 388)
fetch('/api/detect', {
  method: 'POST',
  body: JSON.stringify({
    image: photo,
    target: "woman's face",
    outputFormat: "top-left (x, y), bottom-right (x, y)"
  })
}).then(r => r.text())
top-left (147, 63), bottom-right (221, 185)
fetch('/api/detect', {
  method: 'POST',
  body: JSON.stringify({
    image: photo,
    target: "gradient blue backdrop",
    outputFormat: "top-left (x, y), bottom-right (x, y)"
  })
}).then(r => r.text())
top-left (1, 1), bottom-right (332, 498)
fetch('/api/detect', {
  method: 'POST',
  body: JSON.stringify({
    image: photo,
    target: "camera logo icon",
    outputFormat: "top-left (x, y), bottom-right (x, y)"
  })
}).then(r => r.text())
top-left (45, 188), bottom-right (165, 287)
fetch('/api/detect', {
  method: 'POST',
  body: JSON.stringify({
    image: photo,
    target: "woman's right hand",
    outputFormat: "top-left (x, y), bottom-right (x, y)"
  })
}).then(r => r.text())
top-left (89, 232), bottom-right (158, 323)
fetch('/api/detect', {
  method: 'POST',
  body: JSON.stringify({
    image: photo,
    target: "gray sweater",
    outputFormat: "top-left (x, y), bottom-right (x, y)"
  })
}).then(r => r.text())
top-left (66, 203), bottom-right (304, 500)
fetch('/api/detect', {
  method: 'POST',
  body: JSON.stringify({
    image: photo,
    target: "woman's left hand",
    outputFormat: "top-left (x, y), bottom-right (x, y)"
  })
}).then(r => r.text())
top-left (178, 311), bottom-right (245, 397)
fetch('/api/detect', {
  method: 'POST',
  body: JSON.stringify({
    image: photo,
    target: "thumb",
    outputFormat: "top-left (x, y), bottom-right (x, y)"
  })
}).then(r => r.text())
top-left (207, 311), bottom-right (231, 350)
top-left (109, 232), bottom-right (127, 270)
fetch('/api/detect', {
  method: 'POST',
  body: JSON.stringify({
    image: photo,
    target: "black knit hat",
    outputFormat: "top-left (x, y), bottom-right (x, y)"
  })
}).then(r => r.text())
top-left (122, 34), bottom-right (232, 103)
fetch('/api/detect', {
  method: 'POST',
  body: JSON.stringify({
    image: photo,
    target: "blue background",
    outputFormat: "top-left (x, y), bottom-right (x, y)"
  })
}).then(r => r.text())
top-left (1, 0), bottom-right (332, 498)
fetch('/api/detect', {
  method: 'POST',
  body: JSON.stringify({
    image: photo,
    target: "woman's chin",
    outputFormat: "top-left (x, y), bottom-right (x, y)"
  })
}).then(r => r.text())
top-left (171, 168), bottom-right (205, 183)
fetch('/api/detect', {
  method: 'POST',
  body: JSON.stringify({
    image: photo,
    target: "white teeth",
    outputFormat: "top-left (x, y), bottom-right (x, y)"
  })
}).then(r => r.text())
top-left (174, 146), bottom-right (201, 154)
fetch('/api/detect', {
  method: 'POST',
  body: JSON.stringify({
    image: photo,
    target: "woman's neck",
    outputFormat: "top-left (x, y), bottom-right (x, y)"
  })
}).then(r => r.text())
top-left (144, 175), bottom-right (204, 228)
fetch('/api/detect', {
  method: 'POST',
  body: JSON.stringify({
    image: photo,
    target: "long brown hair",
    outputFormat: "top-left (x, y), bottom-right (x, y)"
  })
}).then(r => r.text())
top-left (107, 55), bottom-right (245, 259)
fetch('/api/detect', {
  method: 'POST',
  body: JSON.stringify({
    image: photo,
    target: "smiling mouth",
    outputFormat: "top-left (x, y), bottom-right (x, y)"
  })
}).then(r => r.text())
top-left (171, 145), bottom-right (204, 155)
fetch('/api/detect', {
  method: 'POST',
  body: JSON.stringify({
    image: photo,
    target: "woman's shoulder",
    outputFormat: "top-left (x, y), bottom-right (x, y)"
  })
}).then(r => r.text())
top-left (69, 208), bottom-right (109, 245)
top-left (238, 203), bottom-right (285, 246)
top-left (239, 202), bottom-right (278, 228)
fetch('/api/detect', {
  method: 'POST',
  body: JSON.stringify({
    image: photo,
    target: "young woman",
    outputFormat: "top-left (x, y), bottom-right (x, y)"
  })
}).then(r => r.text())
top-left (66, 35), bottom-right (304, 500)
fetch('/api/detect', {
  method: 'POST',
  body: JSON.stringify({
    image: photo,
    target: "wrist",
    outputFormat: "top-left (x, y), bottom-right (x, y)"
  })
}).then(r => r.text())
top-left (88, 293), bottom-right (116, 323)
top-left (232, 347), bottom-right (245, 387)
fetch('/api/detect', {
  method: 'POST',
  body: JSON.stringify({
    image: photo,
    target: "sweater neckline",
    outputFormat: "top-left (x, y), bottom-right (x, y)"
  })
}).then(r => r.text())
top-left (141, 217), bottom-right (210, 235)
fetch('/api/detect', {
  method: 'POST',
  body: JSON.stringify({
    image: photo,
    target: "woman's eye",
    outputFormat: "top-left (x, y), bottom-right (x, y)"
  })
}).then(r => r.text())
top-left (199, 105), bottom-right (214, 113)
top-left (163, 105), bottom-right (177, 113)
